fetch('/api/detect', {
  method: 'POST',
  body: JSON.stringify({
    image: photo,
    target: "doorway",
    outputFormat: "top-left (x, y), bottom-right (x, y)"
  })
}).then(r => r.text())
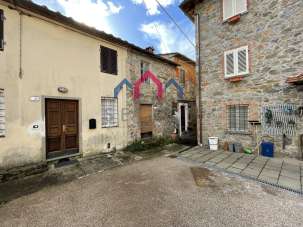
top-left (178, 103), bottom-right (188, 136)
top-left (139, 104), bottom-right (153, 138)
top-left (45, 99), bottom-right (79, 159)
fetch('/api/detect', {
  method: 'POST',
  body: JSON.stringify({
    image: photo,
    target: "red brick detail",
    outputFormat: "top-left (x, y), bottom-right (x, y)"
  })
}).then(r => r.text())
top-left (226, 76), bottom-right (244, 82)
top-left (228, 15), bottom-right (241, 24)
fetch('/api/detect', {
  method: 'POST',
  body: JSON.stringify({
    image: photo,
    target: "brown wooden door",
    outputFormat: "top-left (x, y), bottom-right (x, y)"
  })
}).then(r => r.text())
top-left (45, 99), bottom-right (79, 159)
top-left (140, 104), bottom-right (153, 136)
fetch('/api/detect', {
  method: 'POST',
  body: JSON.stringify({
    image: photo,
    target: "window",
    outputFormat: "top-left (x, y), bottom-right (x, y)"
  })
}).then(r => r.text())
top-left (228, 105), bottom-right (248, 132)
top-left (100, 46), bottom-right (117, 75)
top-left (101, 97), bottom-right (118, 127)
top-left (0, 9), bottom-right (4, 51)
top-left (140, 61), bottom-right (150, 84)
top-left (223, 0), bottom-right (247, 21)
top-left (0, 89), bottom-right (5, 136)
top-left (224, 46), bottom-right (249, 78)
top-left (179, 69), bottom-right (186, 87)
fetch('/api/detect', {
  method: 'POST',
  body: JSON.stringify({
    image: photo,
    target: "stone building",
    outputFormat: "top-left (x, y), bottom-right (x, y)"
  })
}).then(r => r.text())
top-left (181, 0), bottom-right (303, 158)
top-left (126, 49), bottom-right (179, 141)
top-left (0, 0), bottom-right (179, 170)
top-left (160, 53), bottom-right (197, 140)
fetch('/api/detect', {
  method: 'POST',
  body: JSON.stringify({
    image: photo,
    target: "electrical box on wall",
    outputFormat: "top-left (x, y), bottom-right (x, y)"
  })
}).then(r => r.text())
top-left (89, 119), bottom-right (96, 129)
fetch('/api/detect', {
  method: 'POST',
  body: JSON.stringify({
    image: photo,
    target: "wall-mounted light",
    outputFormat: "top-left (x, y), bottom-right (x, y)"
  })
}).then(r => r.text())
top-left (58, 87), bottom-right (68, 93)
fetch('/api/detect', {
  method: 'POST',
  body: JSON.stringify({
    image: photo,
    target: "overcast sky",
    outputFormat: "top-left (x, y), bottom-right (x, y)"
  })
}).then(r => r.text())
top-left (33, 0), bottom-right (195, 60)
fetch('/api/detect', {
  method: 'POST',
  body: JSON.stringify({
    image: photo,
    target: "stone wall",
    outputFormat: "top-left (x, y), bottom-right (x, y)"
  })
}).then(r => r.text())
top-left (126, 51), bottom-right (178, 142)
top-left (195, 0), bottom-right (303, 158)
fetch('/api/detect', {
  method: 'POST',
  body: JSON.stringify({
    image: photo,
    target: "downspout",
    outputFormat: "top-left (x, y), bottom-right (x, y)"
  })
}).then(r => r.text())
top-left (196, 13), bottom-right (203, 146)
top-left (18, 12), bottom-right (23, 79)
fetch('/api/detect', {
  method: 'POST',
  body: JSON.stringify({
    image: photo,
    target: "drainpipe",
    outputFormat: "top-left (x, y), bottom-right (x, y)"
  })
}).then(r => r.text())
top-left (196, 13), bottom-right (203, 146)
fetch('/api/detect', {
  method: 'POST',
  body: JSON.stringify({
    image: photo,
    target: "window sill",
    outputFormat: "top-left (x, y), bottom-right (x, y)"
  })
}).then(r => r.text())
top-left (226, 130), bottom-right (251, 135)
top-left (102, 125), bottom-right (119, 128)
top-left (225, 75), bottom-right (245, 82)
top-left (228, 15), bottom-right (241, 24)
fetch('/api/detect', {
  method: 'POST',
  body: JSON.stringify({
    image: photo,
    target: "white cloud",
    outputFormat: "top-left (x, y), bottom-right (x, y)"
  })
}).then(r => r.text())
top-left (140, 21), bottom-right (195, 59)
top-left (132, 0), bottom-right (175, 15)
top-left (57, 0), bottom-right (122, 33)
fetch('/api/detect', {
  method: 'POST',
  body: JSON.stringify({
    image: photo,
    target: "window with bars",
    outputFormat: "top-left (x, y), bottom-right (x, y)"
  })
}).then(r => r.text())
top-left (0, 89), bottom-right (5, 136)
top-left (223, 0), bottom-right (247, 21)
top-left (228, 105), bottom-right (248, 132)
top-left (100, 46), bottom-right (117, 75)
top-left (179, 68), bottom-right (186, 87)
top-left (101, 97), bottom-right (118, 127)
top-left (224, 46), bottom-right (249, 78)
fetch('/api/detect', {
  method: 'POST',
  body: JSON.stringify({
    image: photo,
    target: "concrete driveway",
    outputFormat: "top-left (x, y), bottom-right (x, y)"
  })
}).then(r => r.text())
top-left (0, 155), bottom-right (303, 227)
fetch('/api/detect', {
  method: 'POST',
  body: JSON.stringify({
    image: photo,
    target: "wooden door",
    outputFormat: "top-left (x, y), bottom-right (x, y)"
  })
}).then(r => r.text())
top-left (45, 99), bottom-right (79, 159)
top-left (140, 104), bottom-right (153, 136)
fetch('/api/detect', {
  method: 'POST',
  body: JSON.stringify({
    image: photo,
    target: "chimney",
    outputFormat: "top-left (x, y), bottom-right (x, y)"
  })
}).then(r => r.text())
top-left (145, 46), bottom-right (155, 54)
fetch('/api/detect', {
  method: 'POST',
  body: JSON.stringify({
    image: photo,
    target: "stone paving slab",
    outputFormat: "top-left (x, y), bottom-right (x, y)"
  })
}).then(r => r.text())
top-left (179, 147), bottom-right (303, 194)
top-left (280, 169), bottom-right (300, 180)
top-left (278, 176), bottom-right (301, 192)
top-left (258, 174), bottom-right (278, 185)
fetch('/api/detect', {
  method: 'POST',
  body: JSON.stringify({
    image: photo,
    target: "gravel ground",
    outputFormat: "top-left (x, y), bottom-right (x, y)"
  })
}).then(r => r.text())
top-left (0, 156), bottom-right (302, 227)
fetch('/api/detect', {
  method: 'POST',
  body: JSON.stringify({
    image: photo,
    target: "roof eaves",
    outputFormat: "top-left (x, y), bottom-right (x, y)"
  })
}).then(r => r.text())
top-left (2, 0), bottom-right (178, 67)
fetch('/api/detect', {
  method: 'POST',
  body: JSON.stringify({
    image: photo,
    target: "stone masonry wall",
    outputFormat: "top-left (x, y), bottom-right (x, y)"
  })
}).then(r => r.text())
top-left (195, 0), bottom-right (303, 158)
top-left (126, 51), bottom-right (178, 142)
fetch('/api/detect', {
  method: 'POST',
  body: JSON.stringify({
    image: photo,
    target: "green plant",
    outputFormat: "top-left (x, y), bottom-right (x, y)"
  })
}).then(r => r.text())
top-left (124, 136), bottom-right (174, 153)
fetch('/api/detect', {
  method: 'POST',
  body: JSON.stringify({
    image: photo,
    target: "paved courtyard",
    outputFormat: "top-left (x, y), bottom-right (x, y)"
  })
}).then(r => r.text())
top-left (179, 147), bottom-right (303, 194)
top-left (1, 154), bottom-right (303, 226)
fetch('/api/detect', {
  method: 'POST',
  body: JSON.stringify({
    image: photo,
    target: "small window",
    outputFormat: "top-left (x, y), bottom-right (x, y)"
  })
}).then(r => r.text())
top-left (228, 105), bottom-right (248, 132)
top-left (179, 69), bottom-right (186, 87)
top-left (224, 46), bottom-right (249, 78)
top-left (223, 0), bottom-right (247, 21)
top-left (101, 97), bottom-right (118, 127)
top-left (140, 61), bottom-right (150, 84)
top-left (0, 89), bottom-right (5, 136)
top-left (100, 46), bottom-right (117, 75)
top-left (0, 9), bottom-right (4, 51)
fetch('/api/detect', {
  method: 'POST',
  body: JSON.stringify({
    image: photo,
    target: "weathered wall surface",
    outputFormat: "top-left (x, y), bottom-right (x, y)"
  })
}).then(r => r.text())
top-left (126, 51), bottom-right (178, 141)
top-left (195, 0), bottom-right (303, 157)
top-left (0, 4), bottom-right (128, 168)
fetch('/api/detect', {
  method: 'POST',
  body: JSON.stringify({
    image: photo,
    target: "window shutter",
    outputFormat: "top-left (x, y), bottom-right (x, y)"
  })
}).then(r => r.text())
top-left (237, 46), bottom-right (249, 75)
top-left (0, 10), bottom-right (4, 51)
top-left (235, 0), bottom-right (247, 15)
top-left (223, 0), bottom-right (234, 21)
top-left (224, 51), bottom-right (235, 77)
top-left (110, 49), bottom-right (117, 75)
top-left (101, 46), bottom-right (109, 73)
top-left (0, 89), bottom-right (5, 136)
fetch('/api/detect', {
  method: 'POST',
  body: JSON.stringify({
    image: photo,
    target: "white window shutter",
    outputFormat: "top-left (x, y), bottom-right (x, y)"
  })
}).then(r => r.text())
top-left (224, 51), bottom-right (235, 77)
top-left (237, 46), bottom-right (249, 75)
top-left (235, 0), bottom-right (247, 15)
top-left (223, 0), bottom-right (234, 21)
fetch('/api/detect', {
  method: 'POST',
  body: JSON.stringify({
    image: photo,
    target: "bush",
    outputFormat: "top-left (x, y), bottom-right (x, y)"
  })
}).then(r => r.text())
top-left (124, 137), bottom-right (174, 153)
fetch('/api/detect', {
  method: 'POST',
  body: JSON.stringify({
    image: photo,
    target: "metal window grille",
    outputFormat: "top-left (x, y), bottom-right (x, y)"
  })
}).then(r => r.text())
top-left (0, 89), bottom-right (5, 136)
top-left (228, 105), bottom-right (248, 132)
top-left (101, 97), bottom-right (118, 127)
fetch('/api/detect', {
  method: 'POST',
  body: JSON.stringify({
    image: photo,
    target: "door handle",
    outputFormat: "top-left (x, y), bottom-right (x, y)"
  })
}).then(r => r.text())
top-left (62, 124), bottom-right (66, 133)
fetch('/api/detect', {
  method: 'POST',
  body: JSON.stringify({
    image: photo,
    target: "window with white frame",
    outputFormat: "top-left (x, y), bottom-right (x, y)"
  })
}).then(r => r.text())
top-left (228, 105), bottom-right (248, 132)
top-left (223, 0), bottom-right (248, 21)
top-left (224, 46), bottom-right (249, 78)
top-left (0, 89), bottom-right (5, 136)
top-left (101, 97), bottom-right (118, 127)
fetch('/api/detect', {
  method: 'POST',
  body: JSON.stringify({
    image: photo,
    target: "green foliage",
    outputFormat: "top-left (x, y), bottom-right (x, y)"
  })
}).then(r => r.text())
top-left (124, 137), bottom-right (174, 153)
